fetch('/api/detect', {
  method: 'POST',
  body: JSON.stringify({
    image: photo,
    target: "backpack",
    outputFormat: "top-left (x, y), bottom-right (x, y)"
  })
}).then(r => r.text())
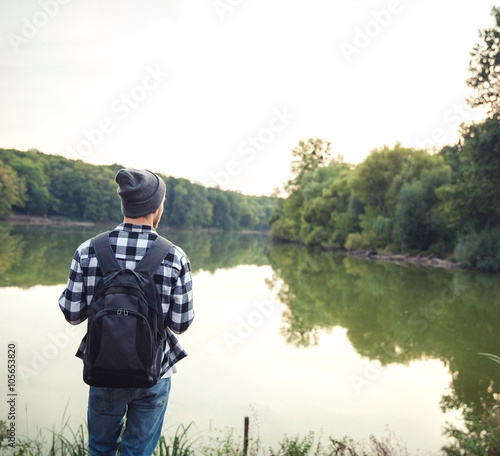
top-left (83, 231), bottom-right (172, 388)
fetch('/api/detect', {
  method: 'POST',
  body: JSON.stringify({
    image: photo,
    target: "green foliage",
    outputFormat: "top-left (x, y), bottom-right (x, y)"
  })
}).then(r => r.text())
top-left (270, 138), bottom-right (334, 242)
top-left (164, 178), bottom-right (213, 229)
top-left (0, 148), bottom-right (275, 231)
top-left (269, 432), bottom-right (321, 456)
top-left (344, 208), bottom-right (391, 251)
top-left (155, 424), bottom-right (198, 456)
top-left (269, 191), bottom-right (304, 242)
top-left (348, 144), bottom-right (436, 219)
top-left (271, 141), bottom-right (461, 258)
top-left (441, 396), bottom-right (500, 456)
top-left (8, 150), bottom-right (51, 216)
top-left (0, 160), bottom-right (26, 218)
top-left (0, 419), bottom-right (409, 456)
top-left (454, 226), bottom-right (500, 271)
top-left (284, 138), bottom-right (333, 195)
top-left (467, 6), bottom-right (500, 116)
top-left (393, 166), bottom-right (452, 252)
top-left (270, 147), bottom-right (354, 247)
top-left (439, 118), bottom-right (500, 232)
top-left (270, 115), bottom-right (500, 269)
top-left (1, 424), bottom-right (90, 456)
top-left (300, 165), bottom-right (354, 247)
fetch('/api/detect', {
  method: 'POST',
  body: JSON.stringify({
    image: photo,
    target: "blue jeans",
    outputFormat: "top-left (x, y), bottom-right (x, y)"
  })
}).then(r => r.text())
top-left (87, 378), bottom-right (171, 456)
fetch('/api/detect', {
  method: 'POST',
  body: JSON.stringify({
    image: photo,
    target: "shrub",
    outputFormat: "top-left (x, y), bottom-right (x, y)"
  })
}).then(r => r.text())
top-left (454, 226), bottom-right (500, 271)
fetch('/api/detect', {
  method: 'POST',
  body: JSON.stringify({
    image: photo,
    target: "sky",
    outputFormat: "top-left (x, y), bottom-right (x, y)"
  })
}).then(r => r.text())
top-left (0, 0), bottom-right (496, 196)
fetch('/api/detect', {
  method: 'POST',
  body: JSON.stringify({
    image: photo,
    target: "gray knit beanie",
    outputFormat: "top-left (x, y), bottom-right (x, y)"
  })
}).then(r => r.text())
top-left (115, 169), bottom-right (166, 218)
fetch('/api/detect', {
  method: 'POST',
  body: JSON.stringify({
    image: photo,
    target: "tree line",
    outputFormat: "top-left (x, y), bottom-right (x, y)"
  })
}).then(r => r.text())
top-left (269, 125), bottom-right (500, 271)
top-left (269, 7), bottom-right (500, 272)
top-left (0, 147), bottom-right (276, 231)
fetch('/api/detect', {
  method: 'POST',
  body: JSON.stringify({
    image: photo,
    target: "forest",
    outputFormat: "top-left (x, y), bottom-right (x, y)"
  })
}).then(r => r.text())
top-left (268, 130), bottom-right (500, 272)
top-left (0, 147), bottom-right (276, 232)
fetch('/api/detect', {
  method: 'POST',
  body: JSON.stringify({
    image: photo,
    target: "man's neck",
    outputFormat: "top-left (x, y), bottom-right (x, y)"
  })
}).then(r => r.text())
top-left (123, 215), bottom-right (155, 228)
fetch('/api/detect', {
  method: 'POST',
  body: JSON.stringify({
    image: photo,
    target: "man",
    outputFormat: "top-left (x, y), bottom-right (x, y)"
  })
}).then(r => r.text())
top-left (59, 168), bottom-right (194, 456)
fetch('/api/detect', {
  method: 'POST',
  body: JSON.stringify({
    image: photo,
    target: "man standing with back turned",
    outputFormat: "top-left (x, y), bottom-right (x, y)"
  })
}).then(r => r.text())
top-left (59, 168), bottom-right (195, 455)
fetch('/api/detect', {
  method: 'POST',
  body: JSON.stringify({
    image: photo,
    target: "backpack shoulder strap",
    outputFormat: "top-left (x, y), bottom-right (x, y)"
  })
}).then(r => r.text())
top-left (93, 231), bottom-right (121, 275)
top-left (135, 235), bottom-right (173, 275)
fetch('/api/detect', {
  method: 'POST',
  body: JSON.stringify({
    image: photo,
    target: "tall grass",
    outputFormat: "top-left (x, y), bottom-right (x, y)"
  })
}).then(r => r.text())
top-left (155, 423), bottom-right (199, 456)
top-left (0, 423), bottom-right (89, 456)
top-left (0, 420), bottom-right (410, 456)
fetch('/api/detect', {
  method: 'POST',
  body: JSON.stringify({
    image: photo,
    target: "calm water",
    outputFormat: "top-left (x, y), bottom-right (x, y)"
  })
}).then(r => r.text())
top-left (1, 223), bottom-right (500, 455)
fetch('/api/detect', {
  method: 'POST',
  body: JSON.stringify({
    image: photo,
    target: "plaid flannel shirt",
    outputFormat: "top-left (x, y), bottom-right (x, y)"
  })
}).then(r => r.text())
top-left (58, 223), bottom-right (194, 376)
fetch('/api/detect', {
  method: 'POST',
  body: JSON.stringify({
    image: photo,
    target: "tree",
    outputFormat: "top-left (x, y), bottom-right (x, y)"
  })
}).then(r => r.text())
top-left (165, 179), bottom-right (213, 229)
top-left (393, 165), bottom-right (452, 252)
top-left (0, 162), bottom-right (26, 218)
top-left (281, 138), bottom-right (332, 195)
top-left (299, 164), bottom-right (354, 247)
top-left (0, 148), bottom-right (275, 230)
top-left (269, 191), bottom-right (304, 241)
top-left (348, 144), bottom-right (436, 219)
top-left (270, 138), bottom-right (337, 242)
top-left (438, 117), bottom-right (500, 233)
top-left (8, 153), bottom-right (51, 216)
top-left (208, 190), bottom-right (234, 230)
top-left (467, 6), bottom-right (500, 117)
top-left (343, 145), bottom-right (448, 251)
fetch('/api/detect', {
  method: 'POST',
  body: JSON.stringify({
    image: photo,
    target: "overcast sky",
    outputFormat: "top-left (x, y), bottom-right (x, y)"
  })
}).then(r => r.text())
top-left (0, 0), bottom-right (496, 196)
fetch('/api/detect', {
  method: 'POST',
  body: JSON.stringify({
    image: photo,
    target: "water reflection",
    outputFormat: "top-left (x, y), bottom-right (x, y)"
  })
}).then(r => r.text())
top-left (266, 241), bottom-right (500, 419)
top-left (0, 223), bottom-right (270, 286)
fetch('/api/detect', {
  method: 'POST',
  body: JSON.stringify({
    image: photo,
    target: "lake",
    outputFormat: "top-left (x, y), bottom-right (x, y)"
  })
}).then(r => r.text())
top-left (1, 222), bottom-right (500, 455)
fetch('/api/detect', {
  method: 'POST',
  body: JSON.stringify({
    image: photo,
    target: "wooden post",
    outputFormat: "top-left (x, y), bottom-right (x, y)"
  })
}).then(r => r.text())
top-left (243, 416), bottom-right (249, 455)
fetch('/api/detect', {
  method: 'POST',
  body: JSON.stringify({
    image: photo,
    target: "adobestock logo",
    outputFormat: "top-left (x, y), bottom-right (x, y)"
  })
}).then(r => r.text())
top-left (339, 0), bottom-right (404, 63)
top-left (414, 101), bottom-right (476, 150)
top-left (350, 359), bottom-right (383, 396)
top-left (212, 0), bottom-right (243, 21)
top-left (210, 106), bottom-right (296, 190)
top-left (66, 64), bottom-right (169, 160)
top-left (222, 299), bottom-right (277, 353)
top-left (19, 325), bottom-right (80, 385)
top-left (6, 0), bottom-right (73, 51)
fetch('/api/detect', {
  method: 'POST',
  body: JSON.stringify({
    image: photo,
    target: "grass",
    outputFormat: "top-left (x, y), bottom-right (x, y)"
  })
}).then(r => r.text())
top-left (0, 419), bottom-right (412, 456)
top-left (0, 423), bottom-right (89, 456)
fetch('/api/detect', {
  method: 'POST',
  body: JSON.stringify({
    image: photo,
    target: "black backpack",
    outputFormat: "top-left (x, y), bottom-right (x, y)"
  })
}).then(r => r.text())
top-left (83, 231), bottom-right (172, 388)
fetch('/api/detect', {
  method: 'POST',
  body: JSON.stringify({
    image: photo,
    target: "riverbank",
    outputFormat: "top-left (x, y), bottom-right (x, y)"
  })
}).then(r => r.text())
top-left (4, 214), bottom-right (98, 227)
top-left (342, 249), bottom-right (461, 269)
top-left (2, 215), bottom-right (465, 270)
